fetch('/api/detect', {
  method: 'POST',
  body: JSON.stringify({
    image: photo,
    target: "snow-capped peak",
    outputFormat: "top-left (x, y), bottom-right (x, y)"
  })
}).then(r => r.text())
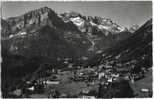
top-left (60, 11), bottom-right (126, 35)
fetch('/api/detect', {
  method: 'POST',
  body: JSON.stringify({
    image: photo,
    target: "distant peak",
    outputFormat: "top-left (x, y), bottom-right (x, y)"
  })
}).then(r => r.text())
top-left (23, 6), bottom-right (54, 17)
top-left (62, 11), bottom-right (82, 18)
top-left (66, 11), bottom-right (81, 15)
top-left (42, 6), bottom-right (50, 9)
top-left (38, 6), bottom-right (52, 12)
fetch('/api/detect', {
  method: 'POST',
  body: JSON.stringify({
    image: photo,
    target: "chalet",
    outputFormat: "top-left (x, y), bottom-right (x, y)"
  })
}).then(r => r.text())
top-left (11, 89), bottom-right (22, 96)
top-left (27, 86), bottom-right (35, 91)
top-left (98, 72), bottom-right (105, 79)
top-left (107, 77), bottom-right (113, 83)
top-left (141, 88), bottom-right (149, 93)
top-left (45, 80), bottom-right (60, 85)
top-left (105, 65), bottom-right (112, 69)
top-left (26, 81), bottom-right (31, 84)
top-left (68, 63), bottom-right (73, 68)
top-left (81, 88), bottom-right (90, 95)
top-left (59, 93), bottom-right (67, 98)
top-left (111, 73), bottom-right (120, 78)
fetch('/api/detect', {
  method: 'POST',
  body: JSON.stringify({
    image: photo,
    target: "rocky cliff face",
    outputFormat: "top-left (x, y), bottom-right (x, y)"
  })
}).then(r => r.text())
top-left (60, 11), bottom-right (131, 53)
top-left (2, 7), bottom-right (92, 63)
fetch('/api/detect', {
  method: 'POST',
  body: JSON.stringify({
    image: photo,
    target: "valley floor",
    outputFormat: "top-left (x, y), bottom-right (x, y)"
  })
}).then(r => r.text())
top-left (6, 65), bottom-right (152, 98)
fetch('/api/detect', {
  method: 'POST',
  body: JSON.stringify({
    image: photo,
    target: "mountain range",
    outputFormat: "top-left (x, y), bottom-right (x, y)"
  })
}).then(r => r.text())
top-left (1, 7), bottom-right (134, 64)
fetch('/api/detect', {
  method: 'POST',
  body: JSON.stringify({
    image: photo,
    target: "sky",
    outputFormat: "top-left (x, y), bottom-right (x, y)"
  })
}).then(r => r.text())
top-left (1, 1), bottom-right (152, 28)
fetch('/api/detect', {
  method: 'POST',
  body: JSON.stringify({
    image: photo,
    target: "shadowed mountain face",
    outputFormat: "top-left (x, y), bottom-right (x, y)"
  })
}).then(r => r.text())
top-left (2, 7), bottom-right (92, 61)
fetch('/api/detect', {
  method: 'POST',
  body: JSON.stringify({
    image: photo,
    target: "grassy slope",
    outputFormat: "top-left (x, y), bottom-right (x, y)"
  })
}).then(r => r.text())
top-left (130, 69), bottom-right (152, 97)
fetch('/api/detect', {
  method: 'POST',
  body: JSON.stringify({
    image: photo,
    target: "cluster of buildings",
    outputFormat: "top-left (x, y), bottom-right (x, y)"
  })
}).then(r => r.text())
top-left (8, 58), bottom-right (151, 98)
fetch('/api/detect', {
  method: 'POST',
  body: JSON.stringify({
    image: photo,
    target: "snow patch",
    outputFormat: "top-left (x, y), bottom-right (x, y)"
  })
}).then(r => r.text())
top-left (98, 25), bottom-right (110, 30)
top-left (117, 26), bottom-right (125, 32)
top-left (90, 21), bottom-right (97, 26)
top-left (70, 17), bottom-right (84, 26)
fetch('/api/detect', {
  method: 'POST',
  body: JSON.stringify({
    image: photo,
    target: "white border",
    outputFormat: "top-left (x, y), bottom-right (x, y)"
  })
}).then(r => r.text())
top-left (0, 0), bottom-right (153, 1)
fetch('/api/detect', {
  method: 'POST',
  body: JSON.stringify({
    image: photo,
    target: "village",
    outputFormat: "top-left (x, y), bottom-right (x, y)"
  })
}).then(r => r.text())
top-left (8, 58), bottom-right (152, 98)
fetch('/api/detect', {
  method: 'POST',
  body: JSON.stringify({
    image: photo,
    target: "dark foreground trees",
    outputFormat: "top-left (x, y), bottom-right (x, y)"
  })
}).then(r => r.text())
top-left (98, 80), bottom-right (134, 98)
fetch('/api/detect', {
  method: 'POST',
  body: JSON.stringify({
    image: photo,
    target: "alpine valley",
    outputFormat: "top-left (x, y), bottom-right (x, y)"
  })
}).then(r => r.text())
top-left (1, 7), bottom-right (152, 98)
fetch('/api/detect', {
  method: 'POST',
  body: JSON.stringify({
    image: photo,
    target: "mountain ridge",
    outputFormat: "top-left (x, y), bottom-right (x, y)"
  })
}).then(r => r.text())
top-left (2, 7), bottom-right (133, 58)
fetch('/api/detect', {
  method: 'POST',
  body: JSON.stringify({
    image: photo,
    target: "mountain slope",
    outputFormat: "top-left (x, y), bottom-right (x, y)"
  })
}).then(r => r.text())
top-left (98, 19), bottom-right (152, 71)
